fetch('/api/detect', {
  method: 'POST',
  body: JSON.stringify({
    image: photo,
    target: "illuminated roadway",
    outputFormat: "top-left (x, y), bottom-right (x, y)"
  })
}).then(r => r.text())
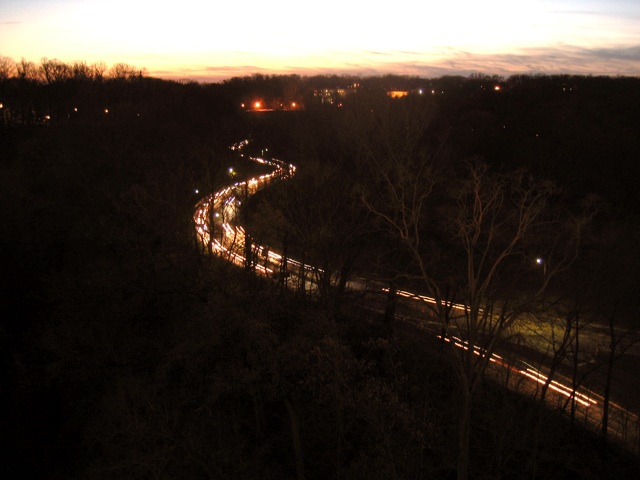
top-left (194, 140), bottom-right (639, 454)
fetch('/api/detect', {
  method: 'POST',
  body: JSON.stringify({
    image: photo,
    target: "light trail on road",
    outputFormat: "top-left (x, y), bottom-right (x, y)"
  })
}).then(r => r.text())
top-left (384, 287), bottom-right (470, 312)
top-left (439, 334), bottom-right (598, 408)
top-left (193, 140), bottom-right (639, 455)
top-left (193, 140), bottom-right (311, 278)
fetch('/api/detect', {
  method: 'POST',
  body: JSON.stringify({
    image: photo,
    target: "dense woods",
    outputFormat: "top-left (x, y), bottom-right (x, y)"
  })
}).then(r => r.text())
top-left (2, 59), bottom-right (640, 479)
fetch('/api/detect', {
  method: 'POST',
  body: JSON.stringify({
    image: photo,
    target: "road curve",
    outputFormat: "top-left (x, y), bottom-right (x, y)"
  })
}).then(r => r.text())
top-left (193, 140), bottom-right (639, 455)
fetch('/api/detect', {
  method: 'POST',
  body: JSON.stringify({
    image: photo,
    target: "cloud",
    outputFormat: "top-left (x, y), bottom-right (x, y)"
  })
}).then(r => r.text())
top-left (146, 43), bottom-right (640, 83)
top-left (590, 45), bottom-right (640, 61)
top-left (478, 45), bottom-right (640, 75)
top-left (372, 45), bottom-right (640, 77)
top-left (365, 51), bottom-right (394, 57)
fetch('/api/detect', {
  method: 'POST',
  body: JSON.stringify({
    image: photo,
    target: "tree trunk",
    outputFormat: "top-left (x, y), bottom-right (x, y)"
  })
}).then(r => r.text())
top-left (320, 258), bottom-right (331, 306)
top-left (280, 236), bottom-right (289, 289)
top-left (299, 254), bottom-right (307, 297)
top-left (284, 397), bottom-right (306, 480)
top-left (333, 254), bottom-right (356, 315)
top-left (252, 390), bottom-right (265, 442)
top-left (570, 314), bottom-right (580, 424)
top-left (244, 232), bottom-right (253, 271)
top-left (456, 383), bottom-right (472, 480)
top-left (384, 282), bottom-right (397, 336)
top-left (208, 203), bottom-right (215, 254)
top-left (541, 315), bottom-right (572, 403)
top-left (601, 314), bottom-right (616, 450)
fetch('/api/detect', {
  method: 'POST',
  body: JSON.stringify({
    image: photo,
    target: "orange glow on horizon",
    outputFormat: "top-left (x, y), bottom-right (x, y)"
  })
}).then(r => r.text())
top-left (2, 1), bottom-right (640, 82)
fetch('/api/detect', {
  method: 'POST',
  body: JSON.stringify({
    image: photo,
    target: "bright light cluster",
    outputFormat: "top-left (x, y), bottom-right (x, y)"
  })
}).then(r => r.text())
top-left (193, 140), bottom-right (305, 278)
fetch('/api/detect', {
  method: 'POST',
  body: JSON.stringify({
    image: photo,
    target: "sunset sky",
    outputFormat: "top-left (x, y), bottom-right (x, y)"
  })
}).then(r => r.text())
top-left (2, 0), bottom-right (640, 82)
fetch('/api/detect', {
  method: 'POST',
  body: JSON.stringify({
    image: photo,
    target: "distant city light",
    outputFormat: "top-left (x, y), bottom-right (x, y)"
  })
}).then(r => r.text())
top-left (494, 85), bottom-right (502, 91)
top-left (387, 90), bottom-right (408, 98)
top-left (254, 101), bottom-right (261, 109)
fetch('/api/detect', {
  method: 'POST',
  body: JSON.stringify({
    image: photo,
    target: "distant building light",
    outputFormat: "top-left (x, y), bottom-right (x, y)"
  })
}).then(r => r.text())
top-left (494, 85), bottom-right (501, 91)
top-left (387, 90), bottom-right (408, 98)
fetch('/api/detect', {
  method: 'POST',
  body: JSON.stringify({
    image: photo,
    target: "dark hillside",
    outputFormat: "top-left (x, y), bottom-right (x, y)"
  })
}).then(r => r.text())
top-left (1, 70), bottom-right (639, 479)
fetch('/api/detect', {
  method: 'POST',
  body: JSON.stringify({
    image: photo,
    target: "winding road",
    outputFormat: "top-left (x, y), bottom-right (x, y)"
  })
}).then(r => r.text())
top-left (193, 140), bottom-right (639, 455)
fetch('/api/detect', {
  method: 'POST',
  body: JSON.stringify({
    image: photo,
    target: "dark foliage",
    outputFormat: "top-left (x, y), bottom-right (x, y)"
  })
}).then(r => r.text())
top-left (1, 67), bottom-right (639, 479)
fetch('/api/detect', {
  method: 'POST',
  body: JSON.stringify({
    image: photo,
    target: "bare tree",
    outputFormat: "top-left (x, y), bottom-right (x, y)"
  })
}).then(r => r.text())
top-left (0, 56), bottom-right (15, 81)
top-left (348, 98), bottom-right (596, 479)
top-left (39, 58), bottom-right (71, 84)
top-left (92, 61), bottom-right (108, 81)
top-left (16, 58), bottom-right (38, 81)
top-left (247, 157), bottom-right (371, 311)
top-left (108, 62), bottom-right (146, 80)
top-left (71, 60), bottom-right (92, 81)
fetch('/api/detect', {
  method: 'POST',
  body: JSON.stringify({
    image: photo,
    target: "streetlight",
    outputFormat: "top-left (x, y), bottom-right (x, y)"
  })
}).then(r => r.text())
top-left (536, 257), bottom-right (547, 278)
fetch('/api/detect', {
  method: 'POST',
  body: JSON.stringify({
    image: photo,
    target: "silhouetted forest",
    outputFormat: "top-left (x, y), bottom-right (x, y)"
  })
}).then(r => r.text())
top-left (2, 60), bottom-right (640, 479)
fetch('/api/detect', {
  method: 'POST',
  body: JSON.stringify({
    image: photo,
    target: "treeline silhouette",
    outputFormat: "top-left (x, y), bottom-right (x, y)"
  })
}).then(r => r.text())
top-left (2, 58), bottom-right (640, 479)
top-left (3, 57), bottom-right (640, 213)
